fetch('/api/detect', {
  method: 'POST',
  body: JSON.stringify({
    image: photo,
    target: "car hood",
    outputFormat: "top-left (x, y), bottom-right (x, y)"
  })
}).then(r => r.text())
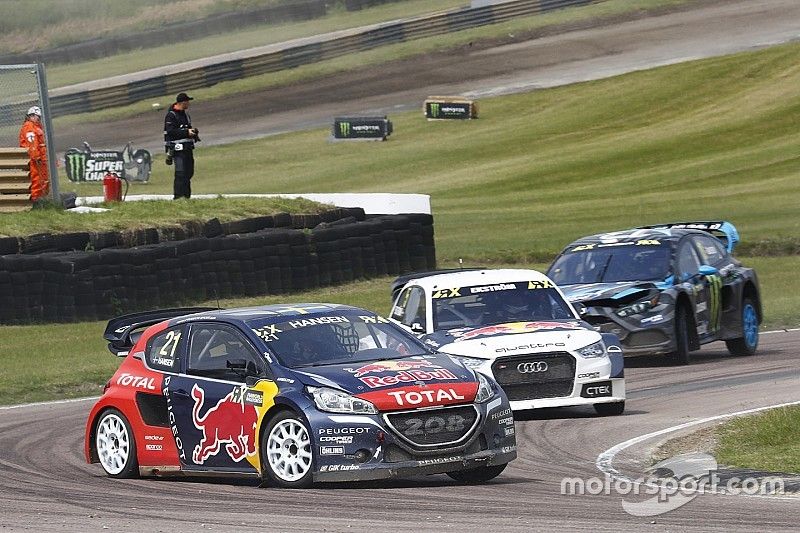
top-left (421, 320), bottom-right (600, 359)
top-left (290, 353), bottom-right (478, 411)
top-left (560, 282), bottom-right (659, 307)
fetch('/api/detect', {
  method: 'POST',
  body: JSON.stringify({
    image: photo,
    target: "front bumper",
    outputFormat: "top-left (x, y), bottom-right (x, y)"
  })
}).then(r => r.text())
top-left (583, 307), bottom-right (676, 356)
top-left (509, 378), bottom-right (625, 411)
top-left (309, 397), bottom-right (516, 483)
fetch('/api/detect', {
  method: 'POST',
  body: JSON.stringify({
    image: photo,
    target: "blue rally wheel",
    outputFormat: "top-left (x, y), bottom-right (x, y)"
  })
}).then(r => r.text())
top-left (726, 297), bottom-right (758, 356)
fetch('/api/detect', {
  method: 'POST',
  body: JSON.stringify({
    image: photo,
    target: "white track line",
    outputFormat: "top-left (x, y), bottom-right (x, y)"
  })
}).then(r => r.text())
top-left (596, 399), bottom-right (800, 499)
top-left (0, 396), bottom-right (98, 411)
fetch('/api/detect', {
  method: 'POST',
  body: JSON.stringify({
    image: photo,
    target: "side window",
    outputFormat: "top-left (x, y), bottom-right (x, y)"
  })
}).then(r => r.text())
top-left (390, 288), bottom-right (412, 321)
top-left (693, 235), bottom-right (726, 266)
top-left (187, 324), bottom-right (265, 382)
top-left (402, 287), bottom-right (426, 328)
top-left (146, 326), bottom-right (184, 372)
top-left (677, 241), bottom-right (701, 280)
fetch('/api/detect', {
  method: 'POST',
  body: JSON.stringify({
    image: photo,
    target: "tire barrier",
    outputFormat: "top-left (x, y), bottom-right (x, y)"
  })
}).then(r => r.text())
top-left (0, 210), bottom-right (435, 325)
top-left (48, 0), bottom-right (599, 117)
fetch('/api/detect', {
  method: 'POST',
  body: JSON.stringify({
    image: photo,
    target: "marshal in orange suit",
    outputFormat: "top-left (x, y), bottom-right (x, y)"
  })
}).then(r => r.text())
top-left (18, 105), bottom-right (50, 203)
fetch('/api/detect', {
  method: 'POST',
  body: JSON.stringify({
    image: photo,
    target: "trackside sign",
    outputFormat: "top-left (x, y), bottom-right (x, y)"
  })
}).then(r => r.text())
top-left (424, 96), bottom-right (478, 120)
top-left (332, 116), bottom-right (393, 141)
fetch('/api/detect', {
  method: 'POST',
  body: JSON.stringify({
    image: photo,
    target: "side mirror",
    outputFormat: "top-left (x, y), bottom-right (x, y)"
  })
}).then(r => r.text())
top-left (410, 322), bottom-right (425, 334)
top-left (227, 358), bottom-right (247, 372)
top-left (573, 302), bottom-right (588, 316)
top-left (698, 265), bottom-right (718, 276)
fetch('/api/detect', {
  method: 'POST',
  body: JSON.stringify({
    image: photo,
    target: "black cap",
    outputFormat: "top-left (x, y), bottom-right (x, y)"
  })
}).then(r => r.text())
top-left (176, 92), bottom-right (194, 103)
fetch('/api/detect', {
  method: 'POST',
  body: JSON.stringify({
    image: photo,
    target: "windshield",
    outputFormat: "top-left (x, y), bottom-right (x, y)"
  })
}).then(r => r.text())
top-left (250, 313), bottom-right (428, 369)
top-left (432, 282), bottom-right (575, 330)
top-left (549, 244), bottom-right (671, 284)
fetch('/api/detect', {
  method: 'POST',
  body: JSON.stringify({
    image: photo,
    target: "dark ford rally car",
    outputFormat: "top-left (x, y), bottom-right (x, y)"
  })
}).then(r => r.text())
top-left (547, 222), bottom-right (761, 364)
top-left (85, 304), bottom-right (516, 488)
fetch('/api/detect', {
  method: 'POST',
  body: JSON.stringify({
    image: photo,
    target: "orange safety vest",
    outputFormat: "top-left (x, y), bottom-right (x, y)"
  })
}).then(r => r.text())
top-left (18, 119), bottom-right (49, 201)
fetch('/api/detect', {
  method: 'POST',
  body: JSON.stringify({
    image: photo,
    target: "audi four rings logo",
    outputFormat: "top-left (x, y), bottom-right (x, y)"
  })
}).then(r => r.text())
top-left (517, 362), bottom-right (548, 373)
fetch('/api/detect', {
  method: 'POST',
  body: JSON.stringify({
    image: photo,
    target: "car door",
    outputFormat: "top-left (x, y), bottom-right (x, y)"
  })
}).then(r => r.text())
top-left (691, 234), bottom-right (729, 337)
top-left (675, 238), bottom-right (714, 341)
top-left (167, 322), bottom-right (271, 472)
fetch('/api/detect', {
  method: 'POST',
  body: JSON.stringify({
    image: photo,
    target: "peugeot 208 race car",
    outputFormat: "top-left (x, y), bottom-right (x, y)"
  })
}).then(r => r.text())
top-left (85, 304), bottom-right (515, 488)
top-left (547, 221), bottom-right (761, 365)
top-left (388, 269), bottom-right (625, 415)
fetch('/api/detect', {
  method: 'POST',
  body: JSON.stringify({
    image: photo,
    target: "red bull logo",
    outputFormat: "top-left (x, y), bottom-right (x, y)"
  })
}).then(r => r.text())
top-left (456, 321), bottom-right (584, 341)
top-left (346, 359), bottom-right (458, 388)
top-left (191, 384), bottom-right (258, 465)
top-left (347, 359), bottom-right (436, 378)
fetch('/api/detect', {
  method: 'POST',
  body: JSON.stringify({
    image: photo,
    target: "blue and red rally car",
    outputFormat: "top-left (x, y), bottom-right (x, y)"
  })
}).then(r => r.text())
top-left (85, 304), bottom-right (516, 488)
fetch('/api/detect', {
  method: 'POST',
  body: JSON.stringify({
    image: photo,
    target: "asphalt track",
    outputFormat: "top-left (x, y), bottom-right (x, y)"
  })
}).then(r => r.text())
top-left (1, 330), bottom-right (798, 531)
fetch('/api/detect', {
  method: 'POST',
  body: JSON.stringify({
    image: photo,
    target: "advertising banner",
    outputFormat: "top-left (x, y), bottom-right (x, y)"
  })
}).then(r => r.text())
top-left (64, 143), bottom-right (151, 182)
top-left (424, 97), bottom-right (478, 120)
top-left (332, 116), bottom-right (393, 141)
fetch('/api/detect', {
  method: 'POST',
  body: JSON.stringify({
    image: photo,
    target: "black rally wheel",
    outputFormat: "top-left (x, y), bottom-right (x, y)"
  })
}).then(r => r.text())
top-left (446, 463), bottom-right (507, 484)
top-left (670, 305), bottom-right (692, 365)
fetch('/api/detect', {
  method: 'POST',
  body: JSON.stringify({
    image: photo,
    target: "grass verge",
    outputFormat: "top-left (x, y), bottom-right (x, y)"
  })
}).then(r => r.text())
top-left (715, 406), bottom-right (800, 474)
top-left (0, 196), bottom-right (328, 237)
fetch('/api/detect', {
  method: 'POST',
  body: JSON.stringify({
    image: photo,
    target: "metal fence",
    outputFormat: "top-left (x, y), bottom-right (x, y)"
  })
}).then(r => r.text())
top-left (0, 64), bottom-right (59, 200)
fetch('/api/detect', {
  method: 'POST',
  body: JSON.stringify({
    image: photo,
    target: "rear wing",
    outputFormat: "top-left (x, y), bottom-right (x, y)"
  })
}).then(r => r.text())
top-left (103, 307), bottom-right (219, 356)
top-left (638, 221), bottom-right (739, 253)
top-left (390, 268), bottom-right (483, 303)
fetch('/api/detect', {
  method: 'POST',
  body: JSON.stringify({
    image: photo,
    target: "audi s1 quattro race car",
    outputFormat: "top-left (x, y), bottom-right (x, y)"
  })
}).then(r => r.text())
top-left (388, 269), bottom-right (626, 415)
top-left (547, 221), bottom-right (761, 365)
top-left (85, 304), bottom-right (516, 488)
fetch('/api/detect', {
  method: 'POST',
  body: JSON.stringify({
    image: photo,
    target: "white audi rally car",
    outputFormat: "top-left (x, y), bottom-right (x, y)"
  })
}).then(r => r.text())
top-left (389, 269), bottom-right (626, 415)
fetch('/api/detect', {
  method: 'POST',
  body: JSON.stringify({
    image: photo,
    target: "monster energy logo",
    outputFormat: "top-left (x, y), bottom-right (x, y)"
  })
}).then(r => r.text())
top-left (338, 122), bottom-right (351, 137)
top-left (708, 274), bottom-right (723, 332)
top-left (65, 151), bottom-right (88, 182)
top-left (429, 102), bottom-right (440, 118)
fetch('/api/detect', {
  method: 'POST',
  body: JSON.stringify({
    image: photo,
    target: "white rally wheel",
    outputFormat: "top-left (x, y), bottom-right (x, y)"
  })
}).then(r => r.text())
top-left (95, 410), bottom-right (138, 478)
top-left (265, 415), bottom-right (313, 486)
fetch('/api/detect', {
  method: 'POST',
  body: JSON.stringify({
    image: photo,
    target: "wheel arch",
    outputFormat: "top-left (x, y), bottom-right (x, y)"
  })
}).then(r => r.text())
top-left (741, 281), bottom-right (762, 323)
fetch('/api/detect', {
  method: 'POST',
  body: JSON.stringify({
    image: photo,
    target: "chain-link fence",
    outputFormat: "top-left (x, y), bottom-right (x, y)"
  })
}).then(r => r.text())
top-left (0, 64), bottom-right (58, 200)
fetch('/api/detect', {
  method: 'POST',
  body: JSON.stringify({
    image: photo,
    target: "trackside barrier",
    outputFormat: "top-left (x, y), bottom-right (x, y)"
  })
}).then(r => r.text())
top-left (424, 96), bottom-right (478, 119)
top-left (49, 0), bottom-right (600, 117)
top-left (0, 148), bottom-right (30, 212)
top-left (0, 209), bottom-right (436, 324)
top-left (332, 116), bottom-right (393, 141)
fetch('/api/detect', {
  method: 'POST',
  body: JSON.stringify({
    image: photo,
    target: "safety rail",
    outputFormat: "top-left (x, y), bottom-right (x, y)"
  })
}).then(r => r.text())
top-left (0, 148), bottom-right (30, 212)
top-left (50, 0), bottom-right (598, 117)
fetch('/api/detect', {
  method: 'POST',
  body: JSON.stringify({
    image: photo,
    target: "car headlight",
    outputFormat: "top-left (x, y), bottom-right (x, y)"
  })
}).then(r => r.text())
top-left (308, 386), bottom-right (377, 414)
top-left (577, 340), bottom-right (605, 358)
top-left (452, 355), bottom-right (487, 370)
top-left (617, 295), bottom-right (660, 317)
top-left (475, 372), bottom-right (496, 403)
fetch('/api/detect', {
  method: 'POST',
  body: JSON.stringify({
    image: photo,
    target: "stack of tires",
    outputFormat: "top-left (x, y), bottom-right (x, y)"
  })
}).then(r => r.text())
top-left (0, 209), bottom-right (436, 325)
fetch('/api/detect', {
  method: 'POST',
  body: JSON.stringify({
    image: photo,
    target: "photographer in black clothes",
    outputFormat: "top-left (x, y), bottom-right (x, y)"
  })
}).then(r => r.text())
top-left (164, 92), bottom-right (200, 199)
